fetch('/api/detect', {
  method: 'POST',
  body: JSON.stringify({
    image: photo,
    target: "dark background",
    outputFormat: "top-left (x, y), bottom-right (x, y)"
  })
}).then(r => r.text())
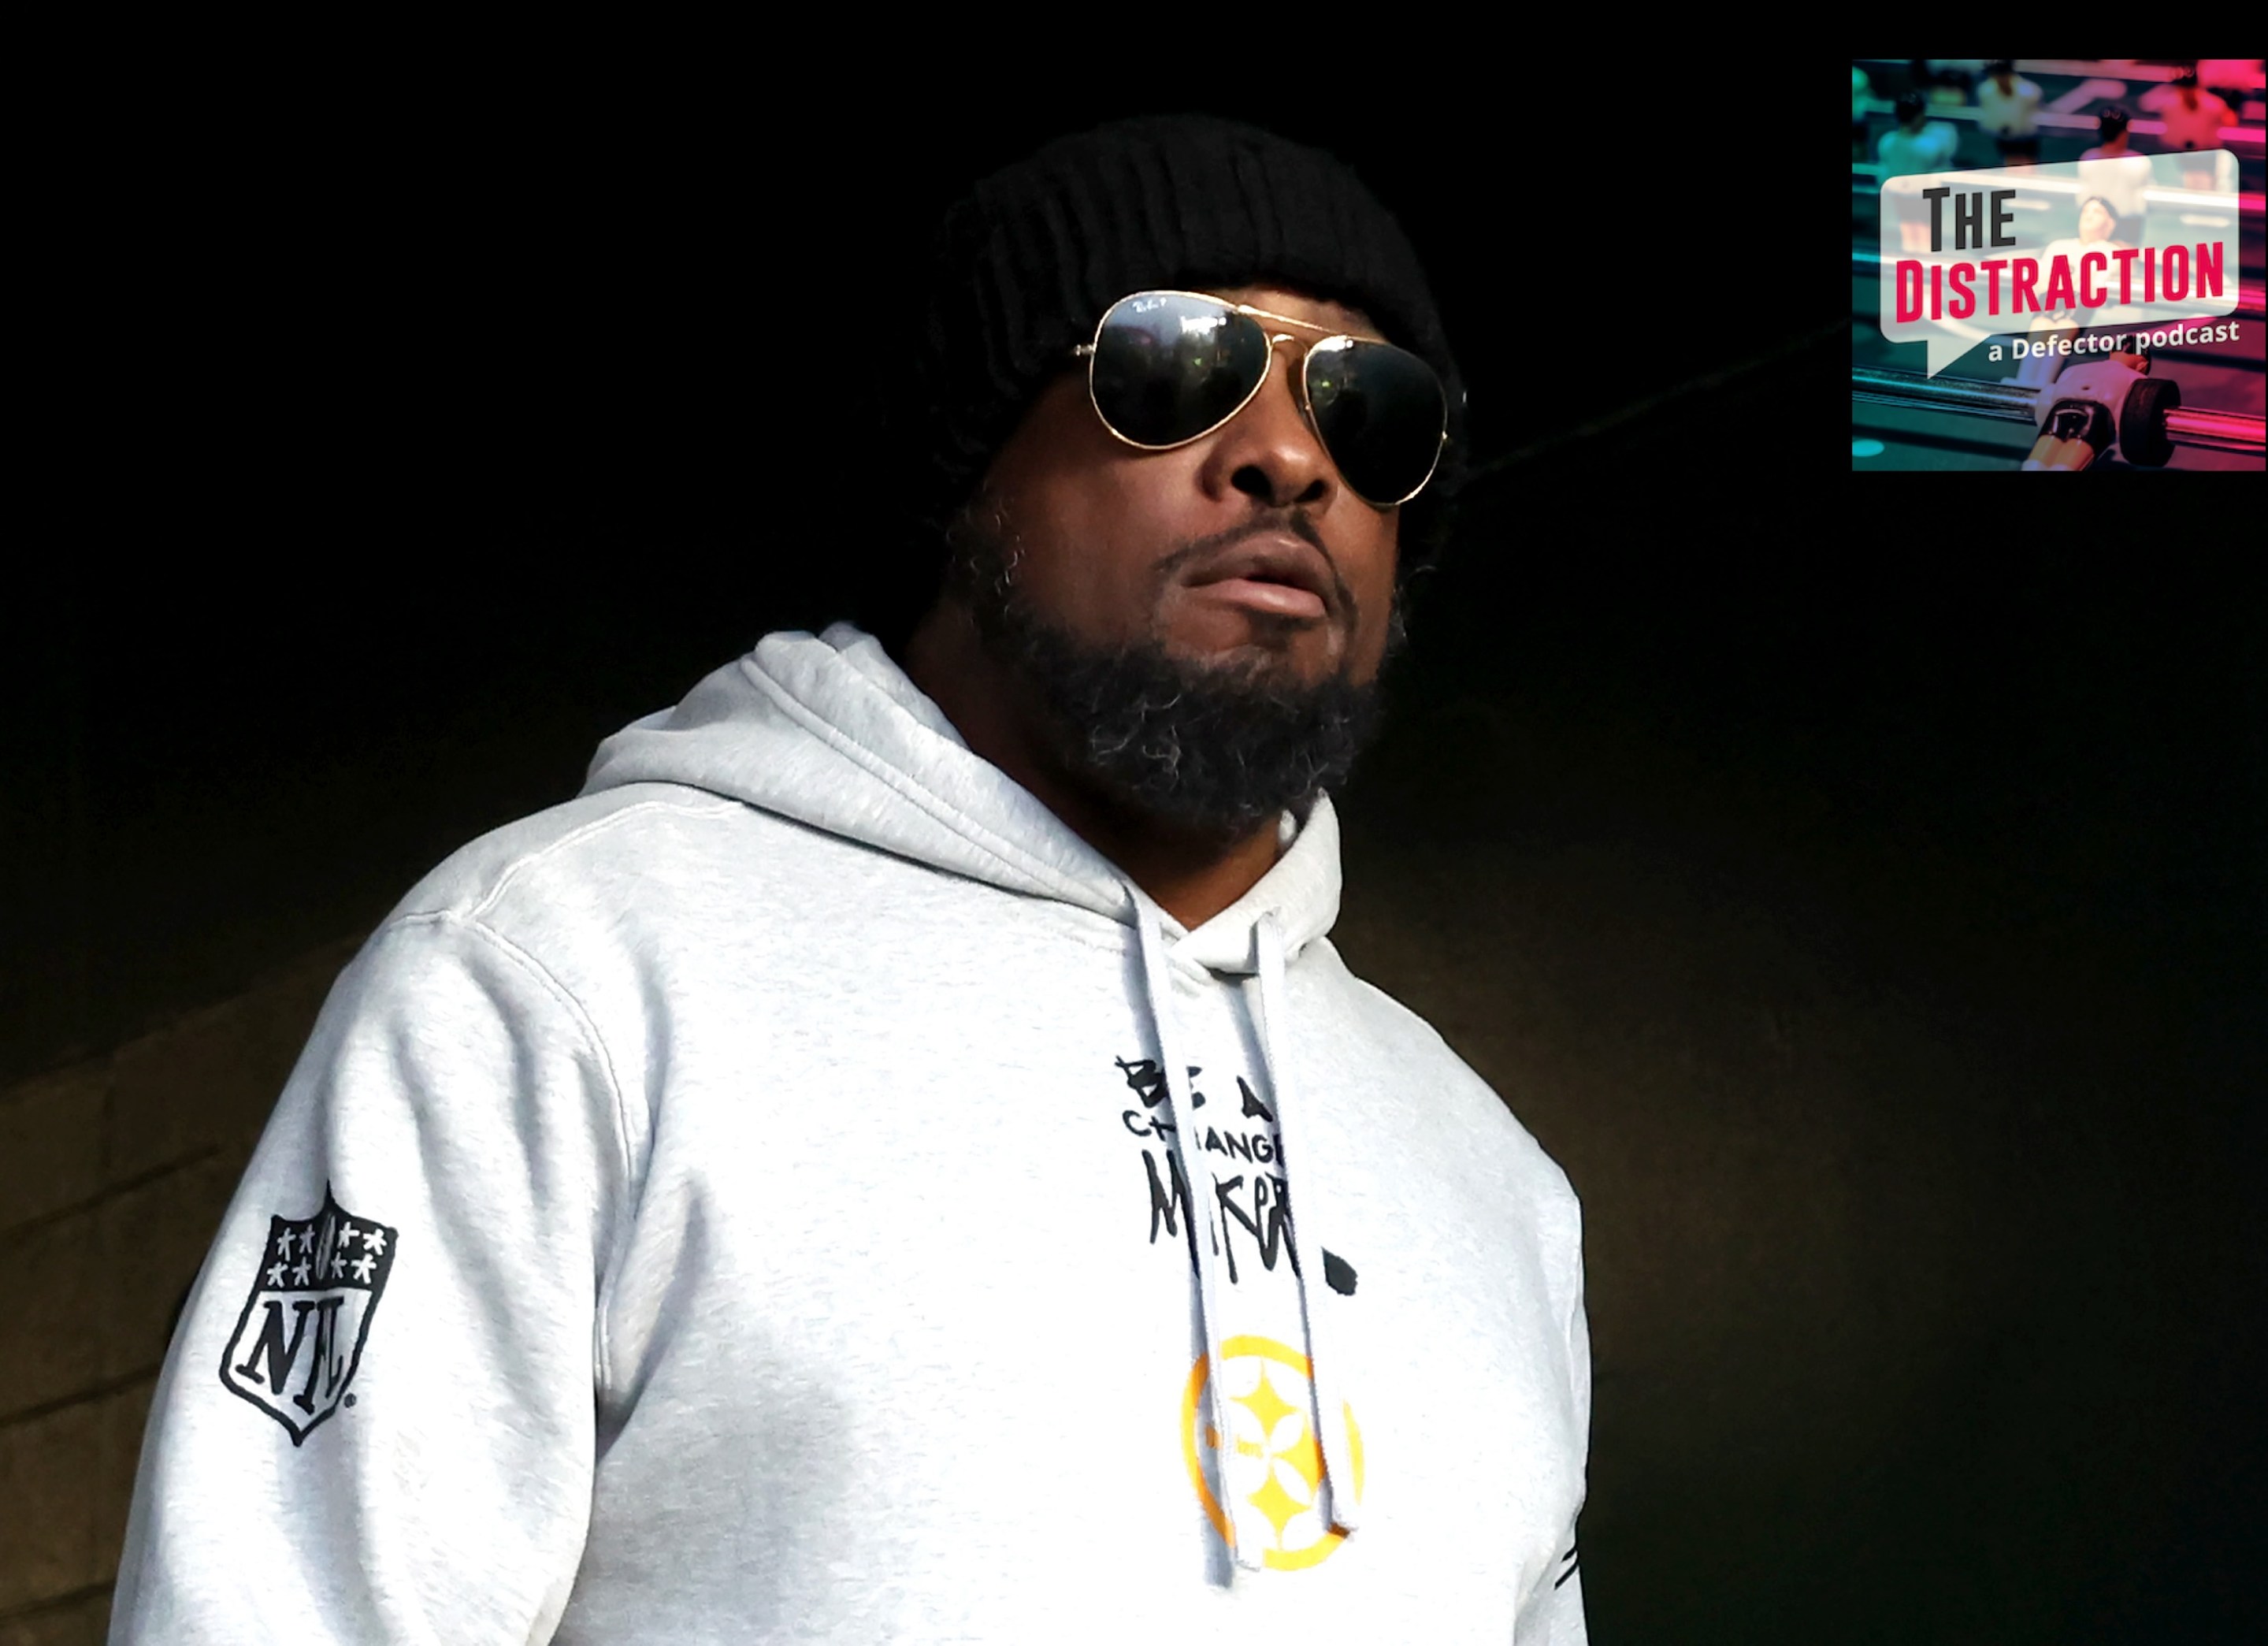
top-left (6, 73), bottom-right (2262, 1643)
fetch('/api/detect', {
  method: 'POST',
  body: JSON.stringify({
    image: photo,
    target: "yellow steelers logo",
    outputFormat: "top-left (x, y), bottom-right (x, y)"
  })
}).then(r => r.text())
top-left (1181, 1334), bottom-right (1364, 1570)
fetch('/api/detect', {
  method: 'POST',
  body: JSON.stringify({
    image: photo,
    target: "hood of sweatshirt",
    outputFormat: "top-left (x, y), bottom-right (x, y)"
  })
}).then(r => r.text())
top-left (583, 622), bottom-right (1361, 1566)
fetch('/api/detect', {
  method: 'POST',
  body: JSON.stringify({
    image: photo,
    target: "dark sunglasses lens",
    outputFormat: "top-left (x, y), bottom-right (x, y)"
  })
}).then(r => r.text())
top-left (1090, 293), bottom-right (1271, 446)
top-left (1305, 338), bottom-right (1446, 504)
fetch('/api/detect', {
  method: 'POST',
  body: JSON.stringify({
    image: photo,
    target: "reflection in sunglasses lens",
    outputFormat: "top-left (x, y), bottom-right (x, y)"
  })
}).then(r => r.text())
top-left (1307, 338), bottom-right (1446, 506)
top-left (1091, 294), bottom-right (1271, 446)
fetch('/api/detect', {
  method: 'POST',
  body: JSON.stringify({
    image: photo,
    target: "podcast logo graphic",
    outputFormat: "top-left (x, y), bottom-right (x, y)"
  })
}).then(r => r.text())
top-left (1873, 153), bottom-right (2240, 375)
top-left (1182, 1335), bottom-right (1364, 1570)
top-left (219, 1186), bottom-right (398, 1445)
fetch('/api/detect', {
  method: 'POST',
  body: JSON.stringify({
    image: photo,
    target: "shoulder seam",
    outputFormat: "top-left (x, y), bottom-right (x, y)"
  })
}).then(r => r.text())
top-left (436, 794), bottom-right (739, 923)
top-left (382, 908), bottom-right (640, 1396)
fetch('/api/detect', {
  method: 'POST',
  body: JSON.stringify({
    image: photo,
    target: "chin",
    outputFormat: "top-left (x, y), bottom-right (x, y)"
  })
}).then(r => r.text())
top-left (1161, 616), bottom-right (1343, 680)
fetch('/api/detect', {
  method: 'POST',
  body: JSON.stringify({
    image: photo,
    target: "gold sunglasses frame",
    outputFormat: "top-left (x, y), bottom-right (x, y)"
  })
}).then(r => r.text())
top-left (1071, 288), bottom-right (1449, 508)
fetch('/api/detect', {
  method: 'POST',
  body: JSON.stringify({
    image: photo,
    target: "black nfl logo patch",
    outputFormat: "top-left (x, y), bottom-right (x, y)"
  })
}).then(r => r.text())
top-left (218, 1184), bottom-right (398, 1445)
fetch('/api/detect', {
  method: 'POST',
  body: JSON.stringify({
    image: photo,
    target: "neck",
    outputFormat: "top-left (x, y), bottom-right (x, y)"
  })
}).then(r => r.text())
top-left (898, 599), bottom-right (1282, 931)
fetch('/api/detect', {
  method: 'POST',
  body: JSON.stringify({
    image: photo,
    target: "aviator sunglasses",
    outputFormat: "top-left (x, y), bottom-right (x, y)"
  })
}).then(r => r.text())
top-left (1073, 290), bottom-right (1449, 508)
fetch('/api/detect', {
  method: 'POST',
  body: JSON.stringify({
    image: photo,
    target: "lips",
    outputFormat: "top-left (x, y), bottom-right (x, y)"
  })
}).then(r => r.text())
top-left (1182, 534), bottom-right (1336, 622)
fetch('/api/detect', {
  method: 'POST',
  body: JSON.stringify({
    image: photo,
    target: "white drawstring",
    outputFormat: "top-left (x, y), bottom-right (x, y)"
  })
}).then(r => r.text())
top-left (1130, 894), bottom-right (1264, 1571)
top-left (1253, 913), bottom-right (1361, 1533)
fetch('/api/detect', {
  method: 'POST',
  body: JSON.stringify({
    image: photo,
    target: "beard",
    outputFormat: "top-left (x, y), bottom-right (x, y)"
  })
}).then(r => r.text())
top-left (945, 501), bottom-right (1403, 838)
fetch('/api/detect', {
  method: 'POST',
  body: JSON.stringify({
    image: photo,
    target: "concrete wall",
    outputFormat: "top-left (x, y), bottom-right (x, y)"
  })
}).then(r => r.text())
top-left (0, 941), bottom-right (356, 1645)
top-left (1332, 692), bottom-right (2258, 1645)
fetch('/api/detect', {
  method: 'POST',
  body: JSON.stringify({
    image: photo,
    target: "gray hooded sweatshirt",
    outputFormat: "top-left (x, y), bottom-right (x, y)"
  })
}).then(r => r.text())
top-left (112, 623), bottom-right (1590, 1644)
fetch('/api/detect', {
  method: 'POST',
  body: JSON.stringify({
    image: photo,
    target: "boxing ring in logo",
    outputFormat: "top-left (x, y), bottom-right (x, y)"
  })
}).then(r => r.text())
top-left (1182, 1334), bottom-right (1364, 1570)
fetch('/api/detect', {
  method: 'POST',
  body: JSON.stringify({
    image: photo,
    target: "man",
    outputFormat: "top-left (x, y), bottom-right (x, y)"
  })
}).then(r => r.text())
top-left (113, 116), bottom-right (1591, 1643)
top-left (2078, 106), bottom-right (2152, 234)
top-left (1910, 58), bottom-right (1988, 102)
top-left (1879, 91), bottom-right (1962, 251)
top-left (1876, 89), bottom-right (1959, 180)
top-left (2140, 67), bottom-right (2236, 191)
top-left (2021, 348), bottom-right (2159, 471)
top-left (1975, 59), bottom-right (2042, 164)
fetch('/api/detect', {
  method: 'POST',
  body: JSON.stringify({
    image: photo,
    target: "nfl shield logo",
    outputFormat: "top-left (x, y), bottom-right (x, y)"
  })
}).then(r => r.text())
top-left (218, 1185), bottom-right (398, 1445)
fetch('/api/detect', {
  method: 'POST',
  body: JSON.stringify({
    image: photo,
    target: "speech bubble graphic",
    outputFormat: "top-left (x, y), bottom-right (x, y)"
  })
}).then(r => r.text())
top-left (1871, 153), bottom-right (2240, 377)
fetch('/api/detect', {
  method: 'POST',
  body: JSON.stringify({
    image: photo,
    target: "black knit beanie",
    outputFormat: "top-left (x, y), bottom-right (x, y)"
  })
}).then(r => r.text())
top-left (871, 114), bottom-right (1464, 647)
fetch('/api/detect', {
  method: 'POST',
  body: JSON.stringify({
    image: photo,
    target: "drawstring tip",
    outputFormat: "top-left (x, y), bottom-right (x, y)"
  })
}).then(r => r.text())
top-left (1321, 1473), bottom-right (1363, 1536)
top-left (1317, 1389), bottom-right (1364, 1534)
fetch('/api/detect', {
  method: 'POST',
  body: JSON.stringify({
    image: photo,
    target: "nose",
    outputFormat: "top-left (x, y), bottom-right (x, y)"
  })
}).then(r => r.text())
top-left (1197, 336), bottom-right (1338, 511)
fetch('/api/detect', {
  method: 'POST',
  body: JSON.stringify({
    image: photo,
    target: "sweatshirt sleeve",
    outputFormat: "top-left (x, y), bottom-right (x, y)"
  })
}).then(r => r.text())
top-left (110, 910), bottom-right (635, 1645)
top-left (1514, 1229), bottom-right (1591, 1644)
